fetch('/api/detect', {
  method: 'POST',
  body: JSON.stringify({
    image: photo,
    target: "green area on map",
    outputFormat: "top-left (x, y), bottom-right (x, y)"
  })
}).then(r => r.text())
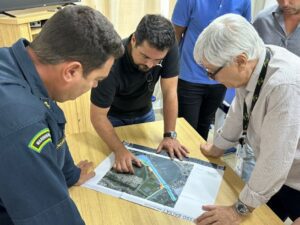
top-left (98, 149), bottom-right (193, 207)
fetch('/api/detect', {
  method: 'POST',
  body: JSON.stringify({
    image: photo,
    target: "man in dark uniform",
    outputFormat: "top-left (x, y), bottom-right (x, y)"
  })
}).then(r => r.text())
top-left (90, 14), bottom-right (189, 174)
top-left (0, 6), bottom-right (123, 225)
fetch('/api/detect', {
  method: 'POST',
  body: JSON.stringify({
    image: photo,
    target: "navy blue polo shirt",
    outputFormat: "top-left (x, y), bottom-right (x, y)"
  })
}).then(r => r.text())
top-left (0, 39), bottom-right (84, 225)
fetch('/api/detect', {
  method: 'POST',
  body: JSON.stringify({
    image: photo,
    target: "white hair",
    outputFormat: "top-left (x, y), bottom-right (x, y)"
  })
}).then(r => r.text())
top-left (194, 13), bottom-right (265, 67)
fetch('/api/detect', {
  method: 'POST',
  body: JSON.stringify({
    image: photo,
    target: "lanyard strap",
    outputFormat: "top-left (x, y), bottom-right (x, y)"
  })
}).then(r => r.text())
top-left (239, 48), bottom-right (271, 146)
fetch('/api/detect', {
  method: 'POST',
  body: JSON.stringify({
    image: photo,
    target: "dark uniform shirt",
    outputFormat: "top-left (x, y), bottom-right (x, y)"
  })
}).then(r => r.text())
top-left (0, 39), bottom-right (84, 225)
top-left (91, 35), bottom-right (179, 119)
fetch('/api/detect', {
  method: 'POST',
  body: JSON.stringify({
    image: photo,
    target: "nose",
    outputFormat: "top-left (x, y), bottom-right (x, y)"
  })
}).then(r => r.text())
top-left (281, 0), bottom-right (289, 6)
top-left (145, 59), bottom-right (155, 69)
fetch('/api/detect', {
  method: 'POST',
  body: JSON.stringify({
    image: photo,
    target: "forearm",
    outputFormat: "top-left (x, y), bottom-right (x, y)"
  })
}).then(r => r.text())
top-left (62, 145), bottom-right (81, 187)
top-left (92, 116), bottom-right (126, 153)
top-left (175, 32), bottom-right (182, 44)
top-left (239, 85), bottom-right (300, 208)
top-left (214, 94), bottom-right (243, 149)
top-left (173, 25), bottom-right (186, 44)
top-left (239, 130), bottom-right (298, 208)
top-left (162, 93), bottom-right (178, 133)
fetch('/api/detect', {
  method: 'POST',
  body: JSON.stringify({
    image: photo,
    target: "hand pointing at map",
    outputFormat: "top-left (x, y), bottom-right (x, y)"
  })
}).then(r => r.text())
top-left (113, 147), bottom-right (142, 174)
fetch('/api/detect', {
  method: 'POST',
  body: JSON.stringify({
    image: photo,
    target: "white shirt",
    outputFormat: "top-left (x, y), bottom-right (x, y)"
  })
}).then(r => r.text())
top-left (214, 45), bottom-right (300, 208)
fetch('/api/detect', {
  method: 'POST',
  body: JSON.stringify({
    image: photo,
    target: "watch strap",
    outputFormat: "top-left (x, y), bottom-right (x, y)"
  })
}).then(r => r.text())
top-left (163, 131), bottom-right (177, 139)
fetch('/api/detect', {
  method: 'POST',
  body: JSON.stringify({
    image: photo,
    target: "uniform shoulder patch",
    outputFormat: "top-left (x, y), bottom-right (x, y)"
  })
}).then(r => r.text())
top-left (28, 128), bottom-right (52, 153)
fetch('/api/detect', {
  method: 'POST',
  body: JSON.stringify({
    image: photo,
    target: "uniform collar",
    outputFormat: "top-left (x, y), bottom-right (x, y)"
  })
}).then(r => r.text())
top-left (245, 47), bottom-right (267, 93)
top-left (11, 39), bottom-right (49, 99)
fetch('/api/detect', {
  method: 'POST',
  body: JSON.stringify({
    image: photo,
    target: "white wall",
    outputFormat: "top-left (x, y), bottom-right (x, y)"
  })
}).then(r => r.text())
top-left (252, 0), bottom-right (277, 18)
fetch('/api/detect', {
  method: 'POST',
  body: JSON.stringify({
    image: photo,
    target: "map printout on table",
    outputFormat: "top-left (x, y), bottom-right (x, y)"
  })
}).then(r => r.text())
top-left (83, 142), bottom-right (225, 221)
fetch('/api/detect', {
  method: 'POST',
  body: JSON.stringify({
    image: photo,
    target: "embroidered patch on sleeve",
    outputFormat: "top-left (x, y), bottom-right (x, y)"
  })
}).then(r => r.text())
top-left (28, 128), bottom-right (52, 153)
top-left (56, 136), bottom-right (66, 150)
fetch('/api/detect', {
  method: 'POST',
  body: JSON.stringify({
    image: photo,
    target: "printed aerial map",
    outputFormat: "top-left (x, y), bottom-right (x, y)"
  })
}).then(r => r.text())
top-left (83, 143), bottom-right (225, 221)
top-left (98, 149), bottom-right (193, 207)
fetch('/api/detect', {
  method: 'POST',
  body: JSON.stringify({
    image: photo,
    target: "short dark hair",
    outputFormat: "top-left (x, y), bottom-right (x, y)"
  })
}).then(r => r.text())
top-left (30, 5), bottom-right (124, 76)
top-left (134, 14), bottom-right (175, 51)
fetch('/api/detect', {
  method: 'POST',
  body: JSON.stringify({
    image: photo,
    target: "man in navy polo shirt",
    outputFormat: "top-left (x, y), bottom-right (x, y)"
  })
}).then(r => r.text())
top-left (0, 6), bottom-right (123, 225)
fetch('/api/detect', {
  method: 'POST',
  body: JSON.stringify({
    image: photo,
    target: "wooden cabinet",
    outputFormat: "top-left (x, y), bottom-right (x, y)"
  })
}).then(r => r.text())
top-left (0, 7), bottom-right (56, 47)
top-left (0, 7), bottom-right (93, 134)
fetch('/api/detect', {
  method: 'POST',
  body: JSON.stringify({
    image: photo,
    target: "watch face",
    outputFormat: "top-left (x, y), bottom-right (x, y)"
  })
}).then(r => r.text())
top-left (170, 131), bottom-right (177, 138)
top-left (237, 203), bottom-right (246, 213)
top-left (236, 201), bottom-right (249, 215)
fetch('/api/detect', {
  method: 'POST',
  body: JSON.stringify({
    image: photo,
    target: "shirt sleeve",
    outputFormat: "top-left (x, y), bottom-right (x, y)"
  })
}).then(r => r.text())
top-left (90, 69), bottom-right (118, 108)
top-left (214, 90), bottom-right (244, 150)
top-left (239, 83), bottom-right (300, 208)
top-left (160, 43), bottom-right (179, 78)
top-left (62, 144), bottom-right (81, 187)
top-left (171, 0), bottom-right (193, 27)
top-left (243, 0), bottom-right (252, 21)
top-left (0, 122), bottom-right (85, 225)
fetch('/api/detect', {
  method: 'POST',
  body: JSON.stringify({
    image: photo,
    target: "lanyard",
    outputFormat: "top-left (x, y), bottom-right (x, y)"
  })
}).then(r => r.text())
top-left (239, 48), bottom-right (271, 146)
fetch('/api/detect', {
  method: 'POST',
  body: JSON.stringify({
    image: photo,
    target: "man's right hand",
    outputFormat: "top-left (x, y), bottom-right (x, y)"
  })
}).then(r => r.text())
top-left (113, 148), bottom-right (142, 174)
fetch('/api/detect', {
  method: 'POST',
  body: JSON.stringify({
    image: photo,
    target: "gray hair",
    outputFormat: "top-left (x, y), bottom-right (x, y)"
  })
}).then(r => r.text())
top-left (194, 13), bottom-right (265, 67)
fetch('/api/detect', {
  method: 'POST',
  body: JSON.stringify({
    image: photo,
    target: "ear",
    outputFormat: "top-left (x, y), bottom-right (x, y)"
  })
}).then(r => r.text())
top-left (131, 34), bottom-right (136, 48)
top-left (235, 53), bottom-right (248, 67)
top-left (62, 61), bottom-right (82, 83)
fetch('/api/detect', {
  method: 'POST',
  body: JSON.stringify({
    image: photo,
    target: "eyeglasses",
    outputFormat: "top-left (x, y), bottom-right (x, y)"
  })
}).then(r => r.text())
top-left (156, 60), bottom-right (163, 67)
top-left (146, 71), bottom-right (154, 92)
top-left (206, 66), bottom-right (224, 80)
top-left (136, 47), bottom-right (164, 66)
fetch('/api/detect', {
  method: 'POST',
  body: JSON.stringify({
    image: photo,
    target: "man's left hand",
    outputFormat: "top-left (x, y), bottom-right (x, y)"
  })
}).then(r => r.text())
top-left (157, 138), bottom-right (189, 160)
top-left (74, 160), bottom-right (96, 186)
top-left (195, 205), bottom-right (242, 225)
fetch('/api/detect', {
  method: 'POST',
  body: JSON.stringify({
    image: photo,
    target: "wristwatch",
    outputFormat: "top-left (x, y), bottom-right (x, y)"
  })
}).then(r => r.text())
top-left (234, 199), bottom-right (250, 216)
top-left (163, 131), bottom-right (177, 139)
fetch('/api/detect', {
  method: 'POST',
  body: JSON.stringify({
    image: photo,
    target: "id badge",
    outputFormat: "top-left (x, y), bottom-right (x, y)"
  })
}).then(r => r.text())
top-left (235, 143), bottom-right (246, 177)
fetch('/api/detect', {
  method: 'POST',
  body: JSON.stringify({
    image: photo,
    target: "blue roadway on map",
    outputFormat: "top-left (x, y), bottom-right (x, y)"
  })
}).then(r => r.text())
top-left (137, 155), bottom-right (177, 202)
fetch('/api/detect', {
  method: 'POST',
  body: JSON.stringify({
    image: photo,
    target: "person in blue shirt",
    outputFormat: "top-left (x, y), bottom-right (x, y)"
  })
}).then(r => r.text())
top-left (171, 0), bottom-right (251, 140)
top-left (0, 6), bottom-right (123, 225)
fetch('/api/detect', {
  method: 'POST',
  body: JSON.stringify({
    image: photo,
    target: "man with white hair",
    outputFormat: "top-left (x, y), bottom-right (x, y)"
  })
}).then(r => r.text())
top-left (239, 0), bottom-right (300, 184)
top-left (193, 14), bottom-right (300, 225)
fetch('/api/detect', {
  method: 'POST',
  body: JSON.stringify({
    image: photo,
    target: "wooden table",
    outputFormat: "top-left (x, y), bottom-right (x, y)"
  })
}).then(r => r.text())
top-left (67, 118), bottom-right (283, 225)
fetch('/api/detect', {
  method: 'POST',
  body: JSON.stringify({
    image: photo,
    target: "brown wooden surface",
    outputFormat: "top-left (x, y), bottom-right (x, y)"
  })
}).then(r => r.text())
top-left (67, 118), bottom-right (284, 225)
